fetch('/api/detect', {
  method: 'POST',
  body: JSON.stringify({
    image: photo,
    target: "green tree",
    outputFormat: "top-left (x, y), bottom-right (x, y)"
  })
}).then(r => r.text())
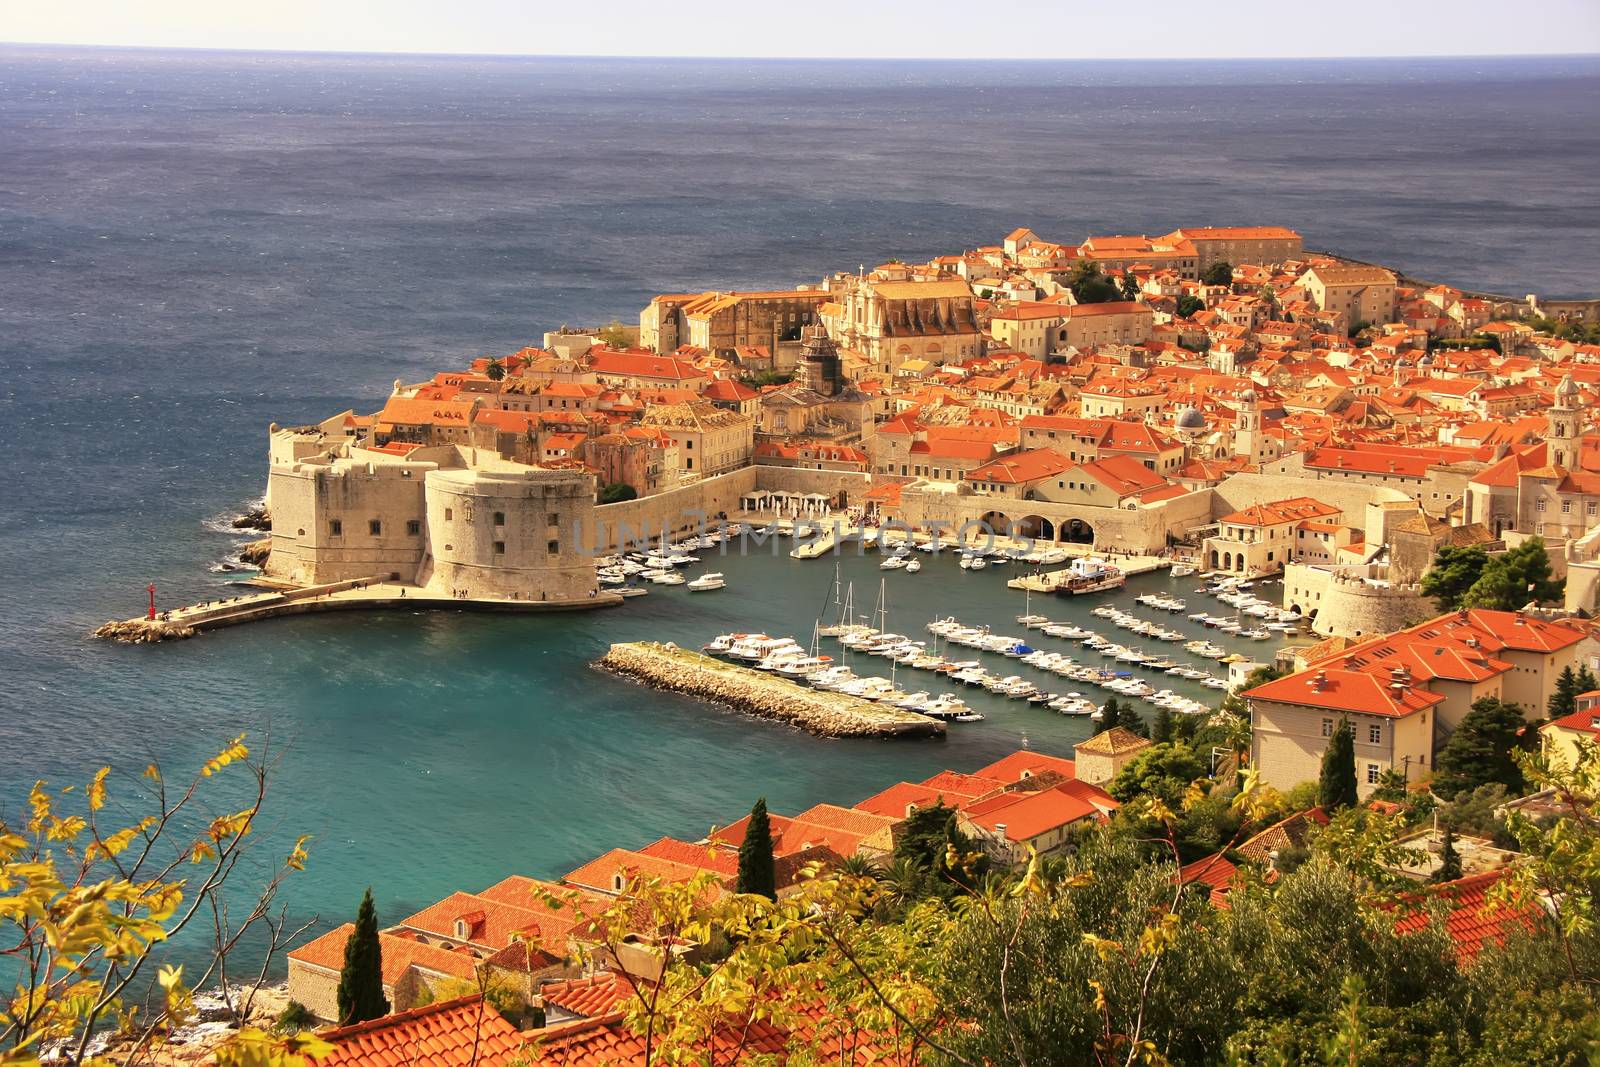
top-left (337, 888), bottom-right (388, 1026)
top-left (736, 797), bottom-right (777, 900)
top-left (1176, 294), bottom-right (1205, 318)
top-left (1420, 544), bottom-right (1488, 611)
top-left (1119, 270), bottom-right (1142, 300)
top-left (1432, 696), bottom-right (1527, 799)
top-left (1548, 665), bottom-right (1581, 721)
top-left (1461, 538), bottom-right (1563, 610)
top-left (1108, 741), bottom-right (1207, 806)
top-left (1069, 262), bottom-right (1121, 305)
top-left (483, 359), bottom-right (505, 381)
top-left (598, 482), bottom-right (638, 504)
top-left (597, 319), bottom-right (632, 348)
top-left (1100, 697), bottom-right (1147, 738)
top-left (1153, 703), bottom-right (1175, 744)
top-left (891, 803), bottom-right (986, 897)
top-left (1319, 718), bottom-right (1358, 810)
top-left (1201, 261), bottom-right (1233, 287)
top-left (1433, 826), bottom-right (1463, 883)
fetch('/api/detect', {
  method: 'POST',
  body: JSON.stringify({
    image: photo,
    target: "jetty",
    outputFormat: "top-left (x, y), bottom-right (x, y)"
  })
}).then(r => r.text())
top-left (1009, 551), bottom-right (1169, 593)
top-left (598, 641), bottom-right (945, 739)
top-left (94, 578), bottom-right (624, 643)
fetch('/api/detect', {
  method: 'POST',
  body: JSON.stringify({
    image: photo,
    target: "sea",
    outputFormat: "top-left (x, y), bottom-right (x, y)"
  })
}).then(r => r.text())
top-left (1, 46), bottom-right (1598, 972)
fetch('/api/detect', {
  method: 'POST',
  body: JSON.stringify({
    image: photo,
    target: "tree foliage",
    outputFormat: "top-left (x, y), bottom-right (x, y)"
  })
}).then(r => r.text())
top-left (1320, 718), bottom-right (1358, 810)
top-left (0, 739), bottom-right (324, 1067)
top-left (598, 482), bottom-right (639, 504)
top-left (1459, 538), bottom-right (1564, 610)
top-left (1433, 696), bottom-right (1528, 800)
top-left (1421, 544), bottom-right (1489, 611)
top-left (736, 797), bottom-right (777, 900)
top-left (337, 888), bottom-right (388, 1026)
top-left (1069, 262), bottom-right (1123, 305)
top-left (1175, 294), bottom-right (1205, 318)
top-left (1200, 261), bottom-right (1233, 287)
top-left (1108, 742), bottom-right (1207, 807)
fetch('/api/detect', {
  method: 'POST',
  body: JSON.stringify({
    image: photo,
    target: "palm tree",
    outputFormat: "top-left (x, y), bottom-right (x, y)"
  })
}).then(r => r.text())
top-left (875, 856), bottom-right (930, 909)
top-left (836, 853), bottom-right (881, 881)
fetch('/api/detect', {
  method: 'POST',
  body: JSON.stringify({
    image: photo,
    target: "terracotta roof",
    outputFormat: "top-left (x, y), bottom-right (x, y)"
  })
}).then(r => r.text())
top-left (291, 925), bottom-right (477, 987)
top-left (961, 780), bottom-right (1118, 842)
top-left (318, 996), bottom-right (524, 1067)
top-left (1390, 868), bottom-right (1546, 961)
top-left (973, 750), bottom-right (1078, 783)
top-left (1075, 727), bottom-right (1152, 756)
top-left (540, 970), bottom-right (633, 1020)
top-left (1246, 667), bottom-right (1442, 719)
top-left (853, 781), bottom-right (975, 819)
top-left (1236, 807), bottom-right (1330, 865)
top-left (1218, 496), bottom-right (1341, 527)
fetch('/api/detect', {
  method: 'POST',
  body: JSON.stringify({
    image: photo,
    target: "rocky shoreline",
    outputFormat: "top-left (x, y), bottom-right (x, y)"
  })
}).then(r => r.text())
top-left (599, 641), bottom-right (945, 739)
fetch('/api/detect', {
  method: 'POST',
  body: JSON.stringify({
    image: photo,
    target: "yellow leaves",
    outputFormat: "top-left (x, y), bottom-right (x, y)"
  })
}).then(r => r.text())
top-left (202, 735), bottom-right (250, 777)
top-left (207, 810), bottom-right (257, 845)
top-left (286, 835), bottom-right (313, 872)
top-left (142, 763), bottom-right (161, 783)
top-left (28, 781), bottom-right (51, 833)
top-left (213, 1027), bottom-right (333, 1067)
top-left (87, 816), bottom-right (157, 862)
top-left (1010, 848), bottom-right (1047, 900)
top-left (158, 964), bottom-right (195, 1031)
top-left (86, 767), bottom-right (110, 813)
top-left (1081, 932), bottom-right (1124, 964)
top-left (1137, 912), bottom-right (1181, 959)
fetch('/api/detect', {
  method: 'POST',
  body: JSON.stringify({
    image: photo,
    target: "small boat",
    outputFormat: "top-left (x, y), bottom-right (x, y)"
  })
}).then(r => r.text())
top-left (1016, 614), bottom-right (1051, 628)
top-left (880, 555), bottom-right (908, 570)
top-left (651, 571), bottom-right (686, 586)
top-left (904, 558), bottom-right (922, 573)
top-left (953, 711), bottom-right (986, 722)
top-left (1170, 563), bottom-right (1196, 578)
top-left (687, 573), bottom-right (725, 592)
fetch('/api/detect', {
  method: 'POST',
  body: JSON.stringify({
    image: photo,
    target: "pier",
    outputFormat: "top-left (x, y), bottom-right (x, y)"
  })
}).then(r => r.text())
top-left (598, 641), bottom-right (945, 739)
top-left (94, 578), bottom-right (624, 643)
top-left (1008, 550), bottom-right (1170, 592)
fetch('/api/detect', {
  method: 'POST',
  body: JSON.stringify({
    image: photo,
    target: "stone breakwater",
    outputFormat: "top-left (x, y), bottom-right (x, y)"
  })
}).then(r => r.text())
top-left (598, 641), bottom-right (945, 740)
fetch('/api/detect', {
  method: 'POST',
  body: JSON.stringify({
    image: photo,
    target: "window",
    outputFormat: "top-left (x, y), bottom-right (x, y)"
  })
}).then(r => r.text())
top-left (1366, 763), bottom-right (1381, 785)
top-left (548, 540), bottom-right (560, 555)
top-left (329, 519), bottom-right (343, 536)
top-left (494, 511), bottom-right (505, 526)
top-left (1368, 724), bottom-right (1382, 744)
top-left (369, 520), bottom-right (382, 536)
top-left (406, 520), bottom-right (421, 536)
top-left (547, 513), bottom-right (559, 526)
top-left (444, 508), bottom-right (454, 521)
top-left (493, 540), bottom-right (505, 555)
top-left (1321, 718), bottom-right (1333, 738)
top-left (1537, 500), bottom-right (1546, 513)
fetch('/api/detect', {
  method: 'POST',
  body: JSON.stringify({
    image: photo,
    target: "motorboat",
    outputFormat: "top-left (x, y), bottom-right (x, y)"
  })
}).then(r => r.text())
top-left (904, 557), bottom-right (922, 573)
top-left (651, 571), bottom-right (686, 585)
top-left (687, 573), bottom-right (725, 592)
top-left (1170, 563), bottom-right (1197, 578)
top-left (1016, 613), bottom-right (1051, 628)
top-left (880, 555), bottom-right (908, 570)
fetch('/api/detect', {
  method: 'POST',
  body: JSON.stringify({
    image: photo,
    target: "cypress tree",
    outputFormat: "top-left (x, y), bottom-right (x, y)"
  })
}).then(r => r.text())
top-left (1433, 826), bottom-right (1463, 883)
top-left (737, 797), bottom-right (777, 900)
top-left (1153, 704), bottom-right (1175, 744)
top-left (1319, 719), bottom-right (1358, 810)
top-left (337, 888), bottom-right (389, 1025)
top-left (1548, 665), bottom-right (1579, 721)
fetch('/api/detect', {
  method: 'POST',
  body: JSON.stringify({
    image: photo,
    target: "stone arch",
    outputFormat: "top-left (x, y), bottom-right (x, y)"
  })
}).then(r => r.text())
top-left (925, 342), bottom-right (943, 358)
top-left (978, 510), bottom-right (1012, 538)
top-left (1210, 548), bottom-right (1221, 570)
top-left (1016, 514), bottom-right (1055, 541)
top-left (896, 343), bottom-right (913, 356)
top-left (1062, 518), bottom-right (1094, 544)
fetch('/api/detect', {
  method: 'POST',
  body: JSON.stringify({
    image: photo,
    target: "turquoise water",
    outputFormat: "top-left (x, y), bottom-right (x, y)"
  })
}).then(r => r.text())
top-left (4, 46), bottom-right (1596, 969)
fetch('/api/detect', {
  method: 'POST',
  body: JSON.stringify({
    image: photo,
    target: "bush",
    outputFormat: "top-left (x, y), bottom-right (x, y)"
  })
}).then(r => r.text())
top-left (599, 482), bottom-right (638, 504)
top-left (275, 999), bottom-right (317, 1034)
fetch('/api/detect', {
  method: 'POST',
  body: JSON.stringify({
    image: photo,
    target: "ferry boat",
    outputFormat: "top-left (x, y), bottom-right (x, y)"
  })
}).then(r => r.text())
top-left (1053, 556), bottom-right (1125, 596)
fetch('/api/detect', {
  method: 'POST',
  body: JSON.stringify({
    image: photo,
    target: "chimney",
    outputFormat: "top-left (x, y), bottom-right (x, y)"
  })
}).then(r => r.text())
top-left (1312, 669), bottom-right (1328, 692)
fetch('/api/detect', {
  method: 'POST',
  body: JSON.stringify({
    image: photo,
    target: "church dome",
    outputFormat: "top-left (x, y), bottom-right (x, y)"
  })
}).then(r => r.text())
top-left (1176, 406), bottom-right (1207, 430)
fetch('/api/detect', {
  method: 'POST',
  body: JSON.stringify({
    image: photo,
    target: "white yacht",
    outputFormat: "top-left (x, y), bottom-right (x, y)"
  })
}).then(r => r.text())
top-left (686, 573), bottom-right (725, 592)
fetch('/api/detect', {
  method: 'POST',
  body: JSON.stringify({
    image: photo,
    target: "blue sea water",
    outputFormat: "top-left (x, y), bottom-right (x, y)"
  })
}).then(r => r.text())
top-left (1, 46), bottom-right (1598, 967)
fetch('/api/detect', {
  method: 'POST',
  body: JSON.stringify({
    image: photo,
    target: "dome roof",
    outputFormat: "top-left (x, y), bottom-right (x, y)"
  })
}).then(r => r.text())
top-left (1176, 406), bottom-right (1207, 430)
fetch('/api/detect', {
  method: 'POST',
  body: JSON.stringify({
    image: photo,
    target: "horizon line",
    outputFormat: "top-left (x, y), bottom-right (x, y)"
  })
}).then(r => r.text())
top-left (5, 39), bottom-right (1600, 64)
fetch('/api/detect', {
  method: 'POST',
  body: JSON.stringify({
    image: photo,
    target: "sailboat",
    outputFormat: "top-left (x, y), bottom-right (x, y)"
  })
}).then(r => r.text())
top-left (817, 564), bottom-right (871, 638)
top-left (1015, 588), bottom-right (1050, 629)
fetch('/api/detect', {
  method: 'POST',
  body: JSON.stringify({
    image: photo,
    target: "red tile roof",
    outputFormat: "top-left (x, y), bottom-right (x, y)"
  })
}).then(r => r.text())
top-left (853, 781), bottom-right (978, 819)
top-left (539, 970), bottom-right (633, 1020)
top-left (291, 925), bottom-right (477, 987)
top-left (973, 750), bottom-right (1078, 783)
top-left (960, 780), bottom-right (1118, 842)
top-left (318, 996), bottom-right (524, 1067)
top-left (1390, 869), bottom-right (1546, 961)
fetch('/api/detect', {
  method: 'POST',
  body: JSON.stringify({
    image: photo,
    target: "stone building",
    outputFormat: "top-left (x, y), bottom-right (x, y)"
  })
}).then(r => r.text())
top-left (1161, 226), bottom-right (1303, 272)
top-left (265, 427), bottom-right (608, 606)
top-left (638, 400), bottom-right (754, 480)
top-left (820, 274), bottom-right (981, 371)
top-left (1073, 728), bottom-right (1153, 787)
top-left (1301, 264), bottom-right (1398, 332)
top-left (638, 289), bottom-right (830, 357)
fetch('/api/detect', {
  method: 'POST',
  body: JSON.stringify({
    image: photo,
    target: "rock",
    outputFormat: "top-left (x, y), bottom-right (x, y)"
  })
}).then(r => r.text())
top-left (597, 642), bottom-right (944, 739)
top-left (237, 538), bottom-right (272, 566)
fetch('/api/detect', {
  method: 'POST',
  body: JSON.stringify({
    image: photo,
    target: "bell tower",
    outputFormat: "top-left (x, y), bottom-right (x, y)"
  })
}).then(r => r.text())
top-left (1550, 376), bottom-right (1581, 469)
